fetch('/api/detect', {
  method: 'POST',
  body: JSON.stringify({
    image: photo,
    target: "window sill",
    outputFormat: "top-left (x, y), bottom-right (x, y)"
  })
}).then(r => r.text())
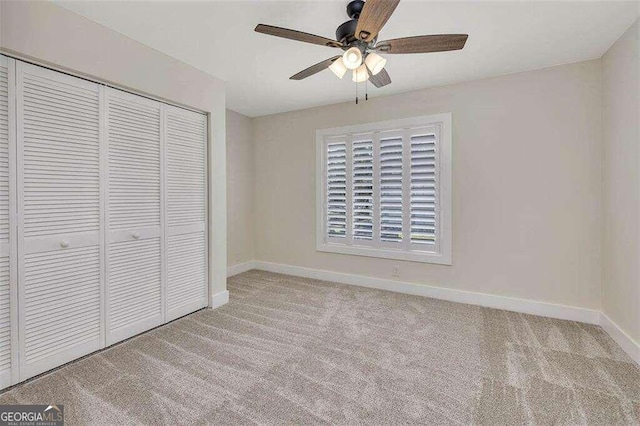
top-left (317, 242), bottom-right (452, 265)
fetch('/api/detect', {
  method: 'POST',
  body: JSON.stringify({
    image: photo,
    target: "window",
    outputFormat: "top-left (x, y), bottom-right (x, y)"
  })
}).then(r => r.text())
top-left (316, 114), bottom-right (452, 264)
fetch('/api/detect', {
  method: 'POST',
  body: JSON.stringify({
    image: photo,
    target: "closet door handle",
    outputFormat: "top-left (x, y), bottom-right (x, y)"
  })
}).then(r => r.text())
top-left (60, 240), bottom-right (69, 248)
top-left (132, 232), bottom-right (140, 240)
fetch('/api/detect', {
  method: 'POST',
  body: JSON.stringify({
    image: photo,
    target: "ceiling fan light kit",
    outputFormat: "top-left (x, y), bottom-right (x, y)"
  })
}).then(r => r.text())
top-left (352, 64), bottom-right (369, 82)
top-left (329, 57), bottom-right (348, 79)
top-left (364, 52), bottom-right (386, 76)
top-left (343, 46), bottom-right (363, 70)
top-left (255, 0), bottom-right (468, 103)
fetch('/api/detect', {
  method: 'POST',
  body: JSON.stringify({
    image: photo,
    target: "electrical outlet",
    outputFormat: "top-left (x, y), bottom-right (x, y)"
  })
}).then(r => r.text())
top-left (392, 266), bottom-right (400, 278)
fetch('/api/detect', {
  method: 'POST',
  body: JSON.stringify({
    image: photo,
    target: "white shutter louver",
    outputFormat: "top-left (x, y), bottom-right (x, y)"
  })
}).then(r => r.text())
top-left (106, 88), bottom-right (163, 345)
top-left (352, 139), bottom-right (373, 241)
top-left (17, 62), bottom-right (102, 380)
top-left (165, 105), bottom-right (207, 320)
top-left (326, 142), bottom-right (347, 239)
top-left (410, 132), bottom-right (437, 245)
top-left (379, 136), bottom-right (403, 243)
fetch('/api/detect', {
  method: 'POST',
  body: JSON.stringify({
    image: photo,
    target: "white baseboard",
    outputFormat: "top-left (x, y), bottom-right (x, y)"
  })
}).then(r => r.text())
top-left (253, 261), bottom-right (601, 325)
top-left (209, 290), bottom-right (229, 309)
top-left (600, 313), bottom-right (640, 365)
top-left (227, 261), bottom-right (257, 277)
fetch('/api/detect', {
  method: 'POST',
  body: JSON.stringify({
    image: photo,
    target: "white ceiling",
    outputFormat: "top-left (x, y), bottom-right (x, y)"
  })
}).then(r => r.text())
top-left (56, 0), bottom-right (638, 117)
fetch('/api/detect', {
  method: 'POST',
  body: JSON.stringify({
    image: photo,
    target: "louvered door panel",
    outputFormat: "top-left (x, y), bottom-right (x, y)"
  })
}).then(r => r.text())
top-left (166, 107), bottom-right (206, 228)
top-left (0, 258), bottom-right (10, 387)
top-left (0, 54), bottom-right (15, 389)
top-left (23, 247), bottom-right (100, 365)
top-left (105, 88), bottom-right (163, 345)
top-left (167, 232), bottom-right (205, 316)
top-left (165, 105), bottom-right (207, 320)
top-left (379, 135), bottom-right (403, 243)
top-left (16, 62), bottom-right (103, 381)
top-left (108, 238), bottom-right (161, 340)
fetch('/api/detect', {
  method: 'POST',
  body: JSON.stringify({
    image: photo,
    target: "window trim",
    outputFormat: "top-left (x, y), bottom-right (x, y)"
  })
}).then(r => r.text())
top-left (316, 113), bottom-right (452, 265)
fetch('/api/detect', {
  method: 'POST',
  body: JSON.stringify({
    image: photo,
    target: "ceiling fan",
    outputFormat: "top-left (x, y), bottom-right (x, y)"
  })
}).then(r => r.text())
top-left (255, 0), bottom-right (468, 94)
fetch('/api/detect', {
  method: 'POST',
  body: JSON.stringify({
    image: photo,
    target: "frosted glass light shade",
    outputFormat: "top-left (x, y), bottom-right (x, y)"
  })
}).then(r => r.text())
top-left (352, 64), bottom-right (369, 82)
top-left (343, 47), bottom-right (363, 70)
top-left (365, 53), bottom-right (387, 76)
top-left (329, 57), bottom-right (348, 79)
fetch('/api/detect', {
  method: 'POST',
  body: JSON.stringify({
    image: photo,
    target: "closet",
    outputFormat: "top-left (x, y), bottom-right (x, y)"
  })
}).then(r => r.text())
top-left (0, 54), bottom-right (208, 387)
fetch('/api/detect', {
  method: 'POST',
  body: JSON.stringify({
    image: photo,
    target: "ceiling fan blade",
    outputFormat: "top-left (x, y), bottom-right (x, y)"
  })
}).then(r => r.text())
top-left (367, 67), bottom-right (391, 88)
top-left (255, 24), bottom-right (343, 48)
top-left (290, 56), bottom-right (341, 80)
top-left (376, 34), bottom-right (468, 54)
top-left (355, 0), bottom-right (401, 42)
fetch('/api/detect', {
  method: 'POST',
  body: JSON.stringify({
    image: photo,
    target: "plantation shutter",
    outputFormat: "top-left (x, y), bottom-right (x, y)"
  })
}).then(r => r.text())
top-left (410, 129), bottom-right (438, 247)
top-left (352, 137), bottom-right (374, 241)
top-left (105, 88), bottom-right (163, 345)
top-left (326, 141), bottom-right (347, 239)
top-left (164, 105), bottom-right (207, 321)
top-left (16, 62), bottom-right (103, 380)
top-left (379, 134), bottom-right (403, 243)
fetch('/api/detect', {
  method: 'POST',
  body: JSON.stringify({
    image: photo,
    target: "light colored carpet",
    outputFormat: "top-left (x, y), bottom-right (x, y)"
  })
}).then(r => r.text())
top-left (1, 270), bottom-right (638, 425)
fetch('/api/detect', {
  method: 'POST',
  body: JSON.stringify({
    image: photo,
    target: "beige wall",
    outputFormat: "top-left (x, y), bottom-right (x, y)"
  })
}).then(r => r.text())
top-left (602, 20), bottom-right (640, 343)
top-left (252, 60), bottom-right (603, 310)
top-left (227, 110), bottom-right (255, 267)
top-left (0, 1), bottom-right (227, 297)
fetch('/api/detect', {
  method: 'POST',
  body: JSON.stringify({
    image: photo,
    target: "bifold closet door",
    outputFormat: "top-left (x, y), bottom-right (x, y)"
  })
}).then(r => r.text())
top-left (16, 62), bottom-right (104, 381)
top-left (0, 55), bottom-right (17, 388)
top-left (105, 88), bottom-right (163, 345)
top-left (164, 105), bottom-right (207, 321)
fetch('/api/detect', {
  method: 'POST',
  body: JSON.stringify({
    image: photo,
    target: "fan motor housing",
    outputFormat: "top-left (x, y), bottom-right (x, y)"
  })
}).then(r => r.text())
top-left (335, 19), bottom-right (358, 44)
top-left (346, 0), bottom-right (365, 19)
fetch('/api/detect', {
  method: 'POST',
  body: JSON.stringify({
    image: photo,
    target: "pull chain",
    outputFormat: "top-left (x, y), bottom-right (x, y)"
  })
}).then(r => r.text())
top-left (365, 75), bottom-right (368, 101)
top-left (355, 78), bottom-right (358, 104)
